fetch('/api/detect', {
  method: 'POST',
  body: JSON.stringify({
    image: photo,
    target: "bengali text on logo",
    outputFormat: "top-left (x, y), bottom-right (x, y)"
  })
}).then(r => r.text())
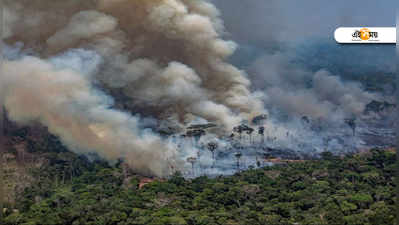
top-left (334, 27), bottom-right (395, 44)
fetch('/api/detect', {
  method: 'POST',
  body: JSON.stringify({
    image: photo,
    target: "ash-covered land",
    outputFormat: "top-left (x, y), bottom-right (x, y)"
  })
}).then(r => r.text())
top-left (163, 98), bottom-right (396, 177)
top-left (1, 0), bottom-right (396, 178)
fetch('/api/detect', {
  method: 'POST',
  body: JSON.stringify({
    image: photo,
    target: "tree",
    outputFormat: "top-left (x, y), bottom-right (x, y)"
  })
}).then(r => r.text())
top-left (207, 142), bottom-right (218, 168)
top-left (321, 151), bottom-right (334, 161)
top-left (187, 157), bottom-right (197, 176)
top-left (4, 147), bottom-right (395, 225)
top-left (235, 152), bottom-right (242, 172)
top-left (350, 193), bottom-right (373, 208)
top-left (258, 127), bottom-right (265, 144)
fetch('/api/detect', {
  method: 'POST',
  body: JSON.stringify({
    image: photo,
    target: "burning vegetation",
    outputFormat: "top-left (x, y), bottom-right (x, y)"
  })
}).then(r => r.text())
top-left (0, 0), bottom-right (396, 179)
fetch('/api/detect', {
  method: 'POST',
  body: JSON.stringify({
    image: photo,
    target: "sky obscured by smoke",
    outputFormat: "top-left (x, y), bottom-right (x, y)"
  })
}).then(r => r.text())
top-left (1, 0), bottom-right (265, 177)
top-left (213, 0), bottom-right (396, 120)
top-left (212, 0), bottom-right (395, 45)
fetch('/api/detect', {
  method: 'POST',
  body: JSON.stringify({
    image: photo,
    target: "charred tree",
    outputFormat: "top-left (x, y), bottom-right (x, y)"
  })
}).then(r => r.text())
top-left (246, 128), bottom-right (254, 144)
top-left (187, 157), bottom-right (197, 177)
top-left (207, 142), bottom-right (218, 168)
top-left (235, 152), bottom-right (242, 172)
top-left (345, 118), bottom-right (357, 136)
top-left (258, 126), bottom-right (265, 144)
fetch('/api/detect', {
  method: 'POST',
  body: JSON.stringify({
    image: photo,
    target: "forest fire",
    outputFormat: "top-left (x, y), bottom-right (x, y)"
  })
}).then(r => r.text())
top-left (0, 0), bottom-right (396, 179)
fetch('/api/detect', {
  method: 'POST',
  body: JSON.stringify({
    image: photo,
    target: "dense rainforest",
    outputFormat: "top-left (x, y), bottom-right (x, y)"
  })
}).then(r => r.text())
top-left (1, 126), bottom-right (396, 225)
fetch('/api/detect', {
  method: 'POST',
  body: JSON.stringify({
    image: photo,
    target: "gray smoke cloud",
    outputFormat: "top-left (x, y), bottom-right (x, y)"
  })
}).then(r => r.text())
top-left (212, 0), bottom-right (395, 45)
top-left (212, 0), bottom-right (393, 121)
top-left (1, 0), bottom-right (265, 177)
top-left (1, 0), bottom-right (394, 178)
top-left (248, 53), bottom-right (378, 120)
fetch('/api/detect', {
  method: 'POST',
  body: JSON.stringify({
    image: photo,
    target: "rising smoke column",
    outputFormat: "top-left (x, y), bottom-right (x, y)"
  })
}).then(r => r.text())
top-left (1, 0), bottom-right (265, 176)
top-left (3, 0), bottom-right (264, 129)
top-left (1, 51), bottom-right (181, 177)
top-left (93, 0), bottom-right (265, 128)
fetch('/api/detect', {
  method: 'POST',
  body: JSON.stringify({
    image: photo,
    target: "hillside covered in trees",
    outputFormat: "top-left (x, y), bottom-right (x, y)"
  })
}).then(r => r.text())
top-left (1, 125), bottom-right (396, 225)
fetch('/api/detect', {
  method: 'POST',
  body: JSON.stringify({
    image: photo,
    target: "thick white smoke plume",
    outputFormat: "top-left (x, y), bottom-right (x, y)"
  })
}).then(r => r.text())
top-left (1, 0), bottom-right (393, 178)
top-left (1, 50), bottom-right (180, 177)
top-left (1, 0), bottom-right (264, 177)
top-left (4, 0), bottom-right (264, 127)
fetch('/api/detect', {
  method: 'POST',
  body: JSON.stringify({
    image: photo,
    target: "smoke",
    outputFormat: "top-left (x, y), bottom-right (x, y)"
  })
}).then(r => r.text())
top-left (212, 0), bottom-right (395, 45)
top-left (207, 0), bottom-right (396, 166)
top-left (248, 53), bottom-right (377, 120)
top-left (46, 10), bottom-right (119, 53)
top-left (212, 0), bottom-right (393, 122)
top-left (1, 0), bottom-right (394, 177)
top-left (1, 49), bottom-right (182, 177)
top-left (1, 0), bottom-right (266, 177)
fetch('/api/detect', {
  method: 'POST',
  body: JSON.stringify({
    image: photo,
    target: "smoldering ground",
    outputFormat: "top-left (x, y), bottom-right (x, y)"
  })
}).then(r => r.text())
top-left (191, 0), bottom-right (396, 176)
